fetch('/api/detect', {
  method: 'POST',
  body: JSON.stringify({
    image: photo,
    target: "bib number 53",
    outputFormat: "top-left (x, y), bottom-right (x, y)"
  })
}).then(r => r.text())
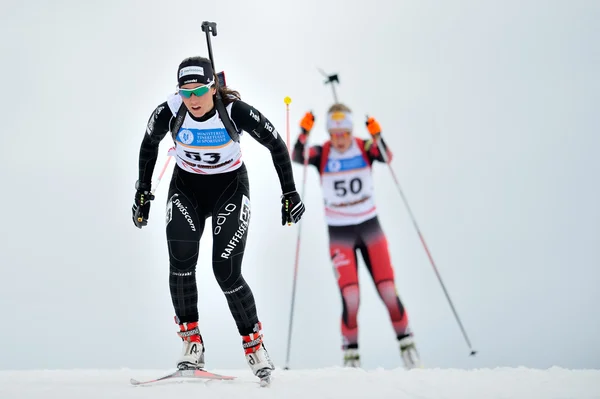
top-left (184, 150), bottom-right (221, 165)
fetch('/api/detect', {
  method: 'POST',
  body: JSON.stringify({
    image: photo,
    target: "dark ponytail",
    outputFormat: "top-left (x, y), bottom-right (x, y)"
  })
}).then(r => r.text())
top-left (214, 73), bottom-right (241, 106)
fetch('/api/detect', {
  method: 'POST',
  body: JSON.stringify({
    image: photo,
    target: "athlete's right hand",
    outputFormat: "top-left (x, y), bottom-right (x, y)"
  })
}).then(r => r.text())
top-left (300, 111), bottom-right (315, 134)
top-left (132, 181), bottom-right (154, 229)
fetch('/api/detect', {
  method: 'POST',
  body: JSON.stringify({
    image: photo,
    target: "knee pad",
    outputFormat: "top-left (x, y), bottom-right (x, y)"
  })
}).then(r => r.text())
top-left (376, 280), bottom-right (398, 303)
top-left (341, 284), bottom-right (360, 312)
top-left (168, 240), bottom-right (199, 272)
top-left (212, 258), bottom-right (242, 289)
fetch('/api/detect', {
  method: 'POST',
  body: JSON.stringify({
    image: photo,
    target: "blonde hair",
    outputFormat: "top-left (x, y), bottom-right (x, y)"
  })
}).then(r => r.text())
top-left (327, 103), bottom-right (352, 114)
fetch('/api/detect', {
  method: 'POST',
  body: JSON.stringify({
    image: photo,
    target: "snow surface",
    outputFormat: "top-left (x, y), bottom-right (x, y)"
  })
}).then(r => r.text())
top-left (1, 367), bottom-right (599, 399)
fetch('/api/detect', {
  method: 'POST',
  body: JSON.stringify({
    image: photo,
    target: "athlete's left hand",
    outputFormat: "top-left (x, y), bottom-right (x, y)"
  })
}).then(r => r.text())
top-left (281, 191), bottom-right (305, 225)
top-left (366, 116), bottom-right (381, 137)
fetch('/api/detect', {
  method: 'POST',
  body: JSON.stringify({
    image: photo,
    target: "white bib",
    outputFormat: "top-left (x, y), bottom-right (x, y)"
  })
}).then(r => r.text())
top-left (166, 94), bottom-right (243, 175)
top-left (321, 139), bottom-right (377, 226)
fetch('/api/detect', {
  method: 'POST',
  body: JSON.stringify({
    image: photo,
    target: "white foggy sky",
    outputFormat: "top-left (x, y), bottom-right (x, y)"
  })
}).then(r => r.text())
top-left (0, 0), bottom-right (598, 371)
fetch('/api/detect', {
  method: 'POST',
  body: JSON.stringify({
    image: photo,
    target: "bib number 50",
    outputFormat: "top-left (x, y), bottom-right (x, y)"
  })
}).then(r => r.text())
top-left (334, 178), bottom-right (362, 196)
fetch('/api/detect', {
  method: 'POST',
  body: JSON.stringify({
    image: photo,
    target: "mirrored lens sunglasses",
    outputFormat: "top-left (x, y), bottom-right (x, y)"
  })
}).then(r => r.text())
top-left (178, 81), bottom-right (214, 98)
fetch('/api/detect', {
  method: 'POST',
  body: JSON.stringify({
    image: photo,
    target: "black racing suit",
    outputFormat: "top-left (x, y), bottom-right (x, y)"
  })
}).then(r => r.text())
top-left (137, 98), bottom-right (297, 336)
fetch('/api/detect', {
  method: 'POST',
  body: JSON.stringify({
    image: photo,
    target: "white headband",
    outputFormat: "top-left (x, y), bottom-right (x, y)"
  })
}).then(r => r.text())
top-left (326, 111), bottom-right (353, 131)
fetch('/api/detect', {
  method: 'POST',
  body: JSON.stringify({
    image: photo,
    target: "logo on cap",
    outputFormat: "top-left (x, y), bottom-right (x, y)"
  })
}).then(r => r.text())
top-left (331, 112), bottom-right (346, 121)
top-left (179, 66), bottom-right (204, 78)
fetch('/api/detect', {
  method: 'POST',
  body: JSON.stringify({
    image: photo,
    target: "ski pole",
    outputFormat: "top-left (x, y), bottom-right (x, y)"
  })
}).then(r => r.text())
top-left (284, 97), bottom-right (311, 370)
top-left (369, 122), bottom-right (477, 356)
top-left (151, 150), bottom-right (174, 196)
top-left (136, 151), bottom-right (173, 224)
top-left (284, 96), bottom-right (292, 151)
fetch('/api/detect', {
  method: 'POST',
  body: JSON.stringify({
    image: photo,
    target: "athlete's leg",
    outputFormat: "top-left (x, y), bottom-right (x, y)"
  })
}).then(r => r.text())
top-left (328, 224), bottom-right (360, 350)
top-left (166, 169), bottom-right (205, 324)
top-left (357, 217), bottom-right (422, 368)
top-left (211, 166), bottom-right (259, 335)
top-left (211, 165), bottom-right (274, 376)
top-left (357, 217), bottom-right (409, 339)
top-left (165, 168), bottom-right (207, 369)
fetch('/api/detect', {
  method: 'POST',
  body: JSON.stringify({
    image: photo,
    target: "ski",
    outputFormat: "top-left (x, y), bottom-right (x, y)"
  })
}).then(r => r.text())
top-left (130, 369), bottom-right (236, 386)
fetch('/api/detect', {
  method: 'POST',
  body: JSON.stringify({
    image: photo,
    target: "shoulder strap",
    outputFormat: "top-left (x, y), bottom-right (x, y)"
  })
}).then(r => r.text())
top-left (215, 96), bottom-right (240, 142)
top-left (355, 138), bottom-right (371, 166)
top-left (169, 97), bottom-right (240, 143)
top-left (320, 141), bottom-right (331, 174)
top-left (170, 103), bottom-right (188, 142)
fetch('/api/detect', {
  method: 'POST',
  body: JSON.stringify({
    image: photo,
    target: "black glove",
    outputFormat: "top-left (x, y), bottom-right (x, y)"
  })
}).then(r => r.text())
top-left (281, 190), bottom-right (305, 225)
top-left (132, 181), bottom-right (154, 229)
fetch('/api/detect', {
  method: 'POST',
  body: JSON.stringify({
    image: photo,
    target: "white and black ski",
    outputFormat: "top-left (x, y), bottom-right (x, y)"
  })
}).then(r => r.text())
top-left (130, 368), bottom-right (236, 386)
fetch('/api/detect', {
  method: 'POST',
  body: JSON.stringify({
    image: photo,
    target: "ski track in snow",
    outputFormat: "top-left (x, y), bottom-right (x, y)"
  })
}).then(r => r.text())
top-left (1, 367), bottom-right (599, 399)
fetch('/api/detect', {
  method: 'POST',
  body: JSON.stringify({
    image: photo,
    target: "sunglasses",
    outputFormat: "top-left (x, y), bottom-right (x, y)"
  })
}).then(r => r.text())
top-left (178, 81), bottom-right (214, 98)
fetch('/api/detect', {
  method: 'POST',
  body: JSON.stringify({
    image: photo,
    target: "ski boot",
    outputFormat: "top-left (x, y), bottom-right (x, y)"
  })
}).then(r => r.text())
top-left (242, 324), bottom-right (274, 386)
top-left (176, 320), bottom-right (205, 370)
top-left (398, 334), bottom-right (421, 369)
top-left (343, 347), bottom-right (360, 368)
